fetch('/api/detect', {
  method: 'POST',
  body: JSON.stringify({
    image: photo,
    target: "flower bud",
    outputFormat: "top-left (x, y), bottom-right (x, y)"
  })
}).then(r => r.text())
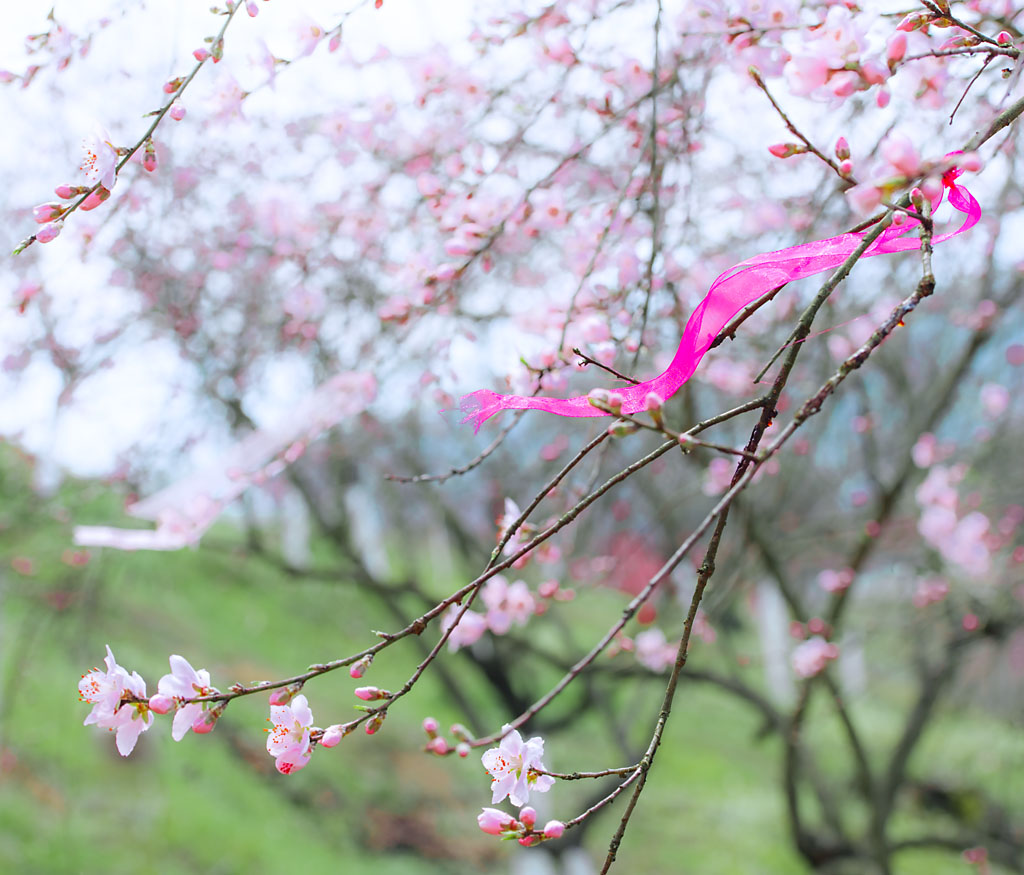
top-left (478, 808), bottom-right (516, 836)
top-left (191, 704), bottom-right (224, 734)
top-left (607, 419), bottom-right (638, 438)
top-left (422, 716), bottom-right (440, 736)
top-left (455, 741), bottom-right (471, 758)
top-left (169, 101), bottom-right (186, 122)
top-left (142, 140), bottom-right (157, 173)
top-left (269, 682), bottom-right (303, 706)
top-left (36, 221), bottom-right (63, 243)
top-left (834, 137), bottom-right (850, 161)
top-left (543, 820), bottom-right (565, 839)
top-left (768, 143), bottom-right (801, 159)
top-left (838, 159), bottom-right (853, 176)
top-left (365, 710), bottom-right (386, 735)
top-left (996, 31), bottom-right (1012, 46)
top-left (54, 183), bottom-right (84, 199)
top-left (426, 736), bottom-right (448, 755)
top-left (148, 693), bottom-right (174, 715)
top-left (80, 187), bottom-right (111, 211)
top-left (450, 723), bottom-right (473, 743)
top-left (354, 686), bottom-right (390, 701)
top-left (320, 724), bottom-right (345, 748)
top-left (349, 654), bottom-right (373, 679)
top-left (163, 77), bottom-right (184, 94)
top-left (886, 32), bottom-right (907, 65)
top-left (193, 47), bottom-right (210, 62)
top-left (519, 806), bottom-right (537, 828)
top-left (519, 835), bottom-right (540, 847)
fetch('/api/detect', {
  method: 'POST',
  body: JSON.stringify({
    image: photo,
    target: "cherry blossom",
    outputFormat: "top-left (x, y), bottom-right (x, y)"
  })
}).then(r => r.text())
top-left (440, 604), bottom-right (488, 652)
top-left (78, 645), bottom-right (153, 755)
top-left (157, 654), bottom-right (220, 742)
top-left (482, 726), bottom-right (555, 807)
top-left (791, 636), bottom-right (839, 679)
top-left (267, 694), bottom-right (314, 774)
top-left (79, 125), bottom-right (118, 191)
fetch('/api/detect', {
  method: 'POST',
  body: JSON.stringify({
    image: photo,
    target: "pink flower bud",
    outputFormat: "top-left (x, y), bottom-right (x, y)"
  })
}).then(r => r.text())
top-left (876, 88), bottom-right (891, 109)
top-left (354, 686), bottom-right (390, 701)
top-left (519, 807), bottom-right (537, 828)
top-left (148, 694), bottom-right (174, 714)
top-left (838, 159), bottom-right (853, 176)
top-left (80, 188), bottom-right (110, 211)
top-left (35, 221), bottom-right (63, 243)
top-left (33, 203), bottom-right (64, 223)
top-left (364, 711), bottom-right (386, 735)
top-left (543, 820), bottom-right (565, 839)
top-left (456, 742), bottom-right (470, 758)
top-left (269, 683), bottom-right (302, 706)
top-left (246, 1), bottom-right (258, 16)
top-left (329, 32), bottom-right (342, 52)
top-left (478, 808), bottom-right (516, 836)
top-left (997, 31), bottom-right (1012, 46)
top-left (163, 77), bottom-right (184, 94)
top-left (768, 142), bottom-right (794, 159)
top-left (320, 724), bottom-right (345, 748)
top-left (349, 655), bottom-right (372, 678)
top-left (886, 33), bottom-right (907, 64)
top-left (422, 716), bottom-right (440, 735)
top-left (191, 708), bottom-right (220, 734)
top-left (169, 101), bottom-right (186, 121)
top-left (519, 835), bottom-right (540, 847)
top-left (193, 48), bottom-right (210, 62)
top-left (644, 391), bottom-right (663, 413)
top-left (834, 137), bottom-right (850, 161)
top-left (142, 149), bottom-right (157, 173)
top-left (426, 736), bottom-right (448, 755)
top-left (896, 12), bottom-right (924, 32)
top-left (54, 183), bottom-right (80, 199)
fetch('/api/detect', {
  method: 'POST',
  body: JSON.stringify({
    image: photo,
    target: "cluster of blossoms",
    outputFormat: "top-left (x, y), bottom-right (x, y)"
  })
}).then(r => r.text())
top-left (440, 574), bottom-right (540, 652)
top-left (78, 647), bottom-right (352, 775)
top-left (477, 727), bottom-right (564, 846)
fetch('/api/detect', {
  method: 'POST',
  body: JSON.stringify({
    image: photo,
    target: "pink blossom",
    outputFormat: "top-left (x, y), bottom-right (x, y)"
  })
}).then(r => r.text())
top-left (634, 627), bottom-right (677, 672)
top-left (880, 132), bottom-right (920, 178)
top-left (267, 693), bottom-right (314, 774)
top-left (157, 654), bottom-right (219, 741)
top-left (78, 645), bottom-right (153, 755)
top-left (980, 383), bottom-right (1009, 418)
top-left (702, 457), bottom-right (734, 496)
top-left (440, 604), bottom-right (487, 651)
top-left (478, 807), bottom-right (518, 835)
top-left (482, 726), bottom-right (555, 806)
top-left (818, 568), bottom-right (853, 594)
top-left (481, 576), bottom-right (535, 634)
top-left (80, 125), bottom-right (118, 190)
top-left (791, 636), bottom-right (839, 678)
top-left (912, 577), bottom-right (950, 608)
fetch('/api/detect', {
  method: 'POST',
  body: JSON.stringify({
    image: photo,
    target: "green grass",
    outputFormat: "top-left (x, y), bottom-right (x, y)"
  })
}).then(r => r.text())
top-left (1, 456), bottom-right (1021, 873)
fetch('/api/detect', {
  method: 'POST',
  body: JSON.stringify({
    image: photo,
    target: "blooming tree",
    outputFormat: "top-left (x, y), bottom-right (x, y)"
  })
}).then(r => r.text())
top-left (4, 0), bottom-right (1024, 870)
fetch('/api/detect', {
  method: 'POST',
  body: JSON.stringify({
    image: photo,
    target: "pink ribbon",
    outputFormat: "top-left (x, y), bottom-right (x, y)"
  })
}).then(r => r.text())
top-left (461, 171), bottom-right (979, 432)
